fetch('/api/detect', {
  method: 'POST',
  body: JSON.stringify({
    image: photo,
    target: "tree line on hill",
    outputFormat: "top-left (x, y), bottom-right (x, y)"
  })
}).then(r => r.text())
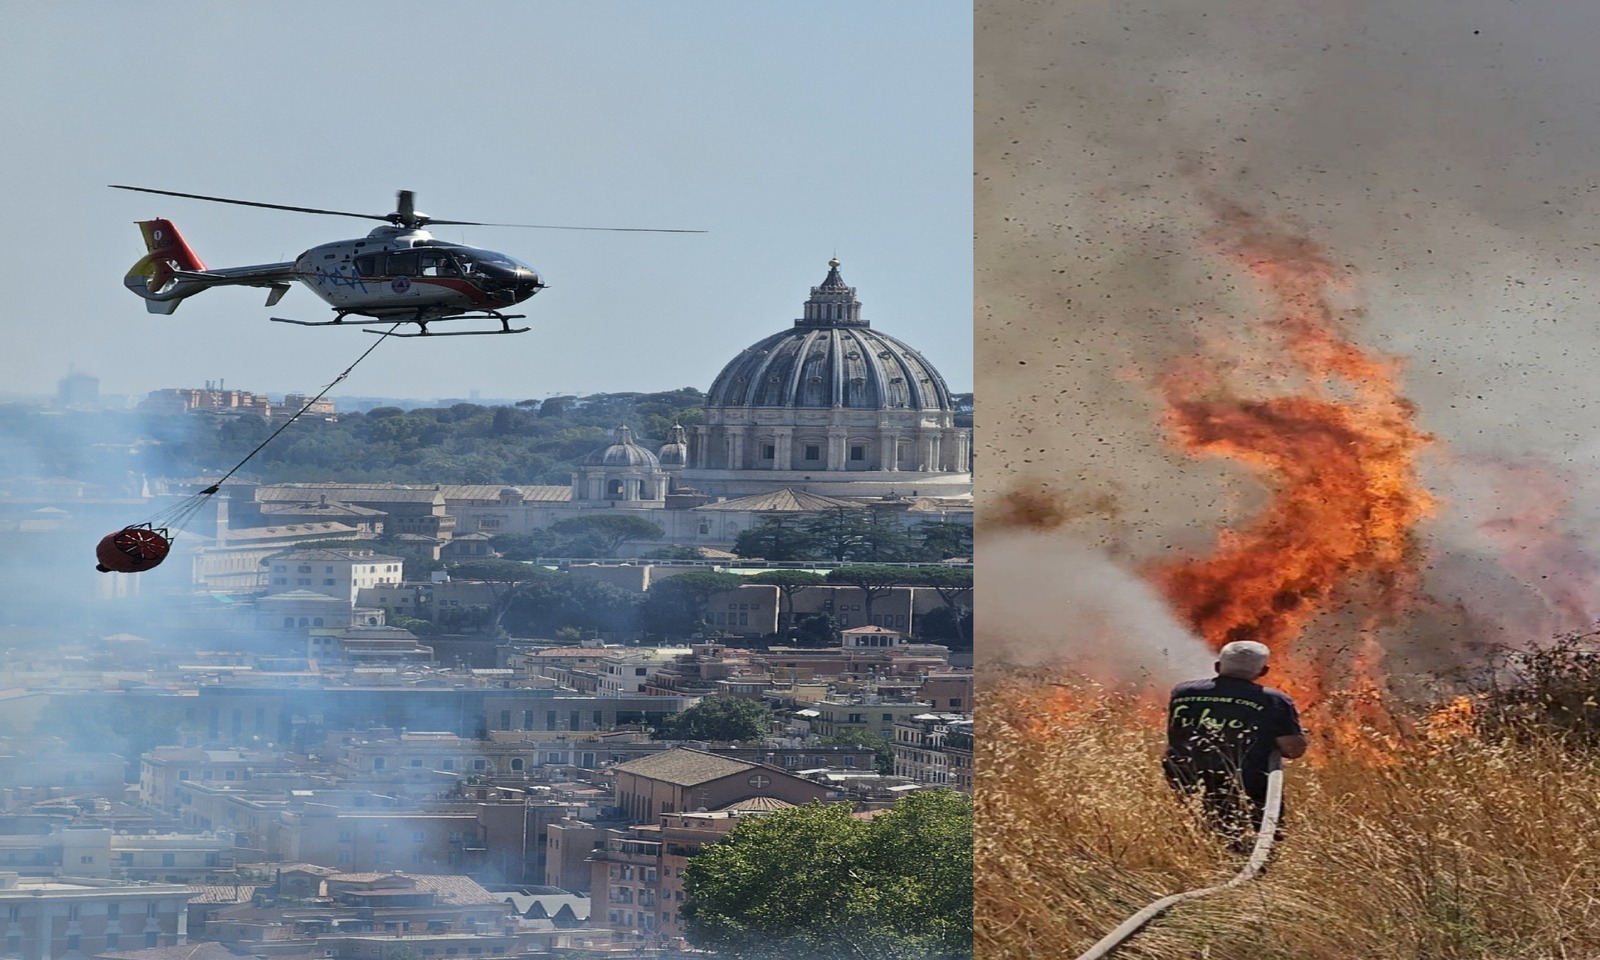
top-left (4, 388), bottom-right (972, 490)
top-left (485, 510), bottom-right (972, 565)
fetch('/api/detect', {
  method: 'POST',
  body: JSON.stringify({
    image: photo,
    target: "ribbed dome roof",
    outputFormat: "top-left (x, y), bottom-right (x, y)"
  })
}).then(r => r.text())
top-left (706, 259), bottom-right (954, 411)
top-left (582, 425), bottom-right (660, 468)
top-left (658, 422), bottom-right (688, 466)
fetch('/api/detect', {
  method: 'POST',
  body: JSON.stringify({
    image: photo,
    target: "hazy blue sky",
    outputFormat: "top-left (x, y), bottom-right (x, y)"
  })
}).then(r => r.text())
top-left (2, 2), bottom-right (971, 403)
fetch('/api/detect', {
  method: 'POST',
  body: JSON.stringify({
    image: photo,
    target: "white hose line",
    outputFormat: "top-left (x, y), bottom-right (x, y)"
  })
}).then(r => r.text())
top-left (1072, 754), bottom-right (1285, 960)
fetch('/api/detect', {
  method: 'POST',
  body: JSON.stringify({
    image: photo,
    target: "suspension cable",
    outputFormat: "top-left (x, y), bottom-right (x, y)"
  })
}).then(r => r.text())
top-left (1072, 754), bottom-right (1285, 960)
top-left (144, 323), bottom-right (401, 534)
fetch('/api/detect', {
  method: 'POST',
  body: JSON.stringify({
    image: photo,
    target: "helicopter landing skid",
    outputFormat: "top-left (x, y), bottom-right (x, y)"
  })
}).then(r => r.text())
top-left (367, 326), bottom-right (532, 338)
top-left (271, 310), bottom-right (530, 336)
top-left (363, 311), bottom-right (530, 337)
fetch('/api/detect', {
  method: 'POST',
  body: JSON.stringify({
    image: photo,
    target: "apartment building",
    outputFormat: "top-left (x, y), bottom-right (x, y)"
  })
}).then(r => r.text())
top-left (0, 871), bottom-right (190, 959)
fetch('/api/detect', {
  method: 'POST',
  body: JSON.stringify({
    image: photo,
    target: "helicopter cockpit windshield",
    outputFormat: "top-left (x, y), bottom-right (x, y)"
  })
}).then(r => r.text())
top-left (457, 249), bottom-right (534, 277)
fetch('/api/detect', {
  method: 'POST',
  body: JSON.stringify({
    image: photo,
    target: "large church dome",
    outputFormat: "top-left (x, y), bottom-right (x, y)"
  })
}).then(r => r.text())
top-left (706, 259), bottom-right (954, 412)
top-left (684, 259), bottom-right (971, 499)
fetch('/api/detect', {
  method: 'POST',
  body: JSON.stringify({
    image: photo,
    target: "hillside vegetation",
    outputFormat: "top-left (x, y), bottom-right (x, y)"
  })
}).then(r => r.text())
top-left (977, 658), bottom-right (1600, 959)
top-left (6, 389), bottom-right (976, 489)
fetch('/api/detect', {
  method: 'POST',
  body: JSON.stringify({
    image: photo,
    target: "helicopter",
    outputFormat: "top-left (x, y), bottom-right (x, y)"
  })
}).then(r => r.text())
top-left (113, 185), bottom-right (703, 337)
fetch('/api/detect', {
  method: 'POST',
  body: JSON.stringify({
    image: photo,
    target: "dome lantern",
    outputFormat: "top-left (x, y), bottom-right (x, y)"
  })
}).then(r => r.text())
top-left (798, 257), bottom-right (866, 328)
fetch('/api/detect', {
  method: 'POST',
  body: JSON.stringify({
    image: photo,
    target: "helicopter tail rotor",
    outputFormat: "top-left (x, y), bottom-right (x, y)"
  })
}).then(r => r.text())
top-left (121, 218), bottom-right (299, 314)
top-left (124, 219), bottom-right (208, 313)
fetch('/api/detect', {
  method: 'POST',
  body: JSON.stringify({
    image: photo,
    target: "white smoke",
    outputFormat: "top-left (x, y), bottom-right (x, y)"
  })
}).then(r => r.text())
top-left (979, 527), bottom-right (1214, 687)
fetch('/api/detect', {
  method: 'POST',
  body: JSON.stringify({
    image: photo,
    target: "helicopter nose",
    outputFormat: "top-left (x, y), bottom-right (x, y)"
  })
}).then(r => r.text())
top-left (516, 270), bottom-right (545, 300)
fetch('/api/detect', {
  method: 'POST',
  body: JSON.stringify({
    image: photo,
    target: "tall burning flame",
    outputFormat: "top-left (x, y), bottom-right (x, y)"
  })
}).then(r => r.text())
top-left (1150, 200), bottom-right (1436, 710)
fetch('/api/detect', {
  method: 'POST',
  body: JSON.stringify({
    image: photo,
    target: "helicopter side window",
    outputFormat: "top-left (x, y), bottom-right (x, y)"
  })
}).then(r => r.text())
top-left (353, 255), bottom-right (380, 277)
top-left (419, 252), bottom-right (458, 277)
top-left (385, 251), bottom-right (419, 276)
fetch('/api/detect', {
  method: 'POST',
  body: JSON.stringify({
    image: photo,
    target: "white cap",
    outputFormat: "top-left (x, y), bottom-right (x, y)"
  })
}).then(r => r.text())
top-left (1216, 640), bottom-right (1270, 678)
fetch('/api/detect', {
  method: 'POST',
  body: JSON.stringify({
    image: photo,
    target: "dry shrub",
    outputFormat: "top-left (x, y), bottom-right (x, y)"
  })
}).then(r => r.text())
top-left (1474, 632), bottom-right (1600, 747)
top-left (976, 669), bottom-right (1600, 959)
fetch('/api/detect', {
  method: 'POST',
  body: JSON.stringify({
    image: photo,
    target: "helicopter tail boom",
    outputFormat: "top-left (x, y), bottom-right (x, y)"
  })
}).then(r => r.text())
top-left (124, 219), bottom-right (296, 314)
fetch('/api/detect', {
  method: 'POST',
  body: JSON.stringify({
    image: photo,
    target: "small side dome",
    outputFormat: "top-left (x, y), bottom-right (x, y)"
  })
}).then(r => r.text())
top-left (498, 487), bottom-right (524, 503)
top-left (658, 422), bottom-right (688, 466)
top-left (583, 425), bottom-right (661, 468)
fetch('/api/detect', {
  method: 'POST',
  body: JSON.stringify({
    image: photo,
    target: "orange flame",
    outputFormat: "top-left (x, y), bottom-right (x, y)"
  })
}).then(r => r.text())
top-left (1149, 201), bottom-right (1436, 719)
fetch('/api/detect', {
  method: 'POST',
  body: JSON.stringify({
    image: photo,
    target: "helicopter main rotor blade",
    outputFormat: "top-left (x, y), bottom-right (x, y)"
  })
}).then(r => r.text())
top-left (425, 218), bottom-right (707, 233)
top-left (109, 185), bottom-right (393, 223)
top-left (111, 185), bottom-right (706, 232)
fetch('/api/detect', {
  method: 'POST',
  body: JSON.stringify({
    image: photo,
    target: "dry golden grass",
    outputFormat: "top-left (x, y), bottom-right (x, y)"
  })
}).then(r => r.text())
top-left (976, 671), bottom-right (1600, 959)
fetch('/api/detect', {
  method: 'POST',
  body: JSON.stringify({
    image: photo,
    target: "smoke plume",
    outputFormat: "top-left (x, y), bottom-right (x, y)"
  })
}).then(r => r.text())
top-left (978, 0), bottom-right (1600, 678)
top-left (979, 528), bottom-right (1214, 686)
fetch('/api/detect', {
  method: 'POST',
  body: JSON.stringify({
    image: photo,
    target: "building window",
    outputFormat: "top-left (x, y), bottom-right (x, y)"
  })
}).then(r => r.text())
top-left (324, 578), bottom-right (336, 586)
top-left (761, 443), bottom-right (775, 459)
top-left (849, 445), bottom-right (865, 461)
top-left (107, 904), bottom-right (119, 920)
top-left (413, 831), bottom-right (427, 843)
top-left (511, 758), bottom-right (524, 771)
top-left (68, 905), bottom-right (80, 920)
top-left (804, 445), bottom-right (821, 461)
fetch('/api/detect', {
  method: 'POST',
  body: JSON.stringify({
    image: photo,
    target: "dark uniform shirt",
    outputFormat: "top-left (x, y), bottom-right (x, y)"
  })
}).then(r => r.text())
top-left (1164, 675), bottom-right (1303, 801)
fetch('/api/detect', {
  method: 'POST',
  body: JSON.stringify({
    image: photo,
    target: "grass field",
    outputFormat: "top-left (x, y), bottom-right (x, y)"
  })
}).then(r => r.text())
top-left (975, 670), bottom-right (1600, 959)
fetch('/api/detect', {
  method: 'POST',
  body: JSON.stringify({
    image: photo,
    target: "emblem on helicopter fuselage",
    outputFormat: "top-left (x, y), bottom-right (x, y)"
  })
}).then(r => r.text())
top-left (391, 276), bottom-right (412, 294)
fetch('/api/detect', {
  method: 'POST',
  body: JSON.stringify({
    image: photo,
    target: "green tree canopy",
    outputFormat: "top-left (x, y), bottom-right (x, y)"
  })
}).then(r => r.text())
top-left (913, 520), bottom-right (973, 561)
top-left (488, 530), bottom-right (560, 560)
top-left (548, 513), bottom-right (665, 557)
top-left (682, 791), bottom-right (974, 959)
top-left (444, 559), bottom-right (550, 635)
top-left (639, 570), bottom-right (744, 639)
top-left (747, 570), bottom-right (828, 638)
top-left (733, 517), bottom-right (819, 561)
top-left (825, 564), bottom-right (912, 621)
top-left (655, 696), bottom-right (772, 742)
top-left (500, 573), bottom-right (642, 638)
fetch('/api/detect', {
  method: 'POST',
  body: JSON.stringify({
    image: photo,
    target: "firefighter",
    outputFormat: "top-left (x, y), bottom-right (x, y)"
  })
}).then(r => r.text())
top-left (1162, 640), bottom-right (1307, 852)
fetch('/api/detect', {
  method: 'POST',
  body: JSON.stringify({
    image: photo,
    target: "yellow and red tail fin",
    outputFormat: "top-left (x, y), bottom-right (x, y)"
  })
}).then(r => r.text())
top-left (125, 219), bottom-right (207, 313)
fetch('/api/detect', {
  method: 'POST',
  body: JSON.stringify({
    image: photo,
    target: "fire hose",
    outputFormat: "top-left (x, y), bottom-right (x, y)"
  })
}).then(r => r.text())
top-left (1072, 753), bottom-right (1285, 960)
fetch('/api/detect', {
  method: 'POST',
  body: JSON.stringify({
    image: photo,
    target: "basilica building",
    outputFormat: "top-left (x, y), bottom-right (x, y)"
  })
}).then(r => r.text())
top-left (682, 259), bottom-right (970, 499)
